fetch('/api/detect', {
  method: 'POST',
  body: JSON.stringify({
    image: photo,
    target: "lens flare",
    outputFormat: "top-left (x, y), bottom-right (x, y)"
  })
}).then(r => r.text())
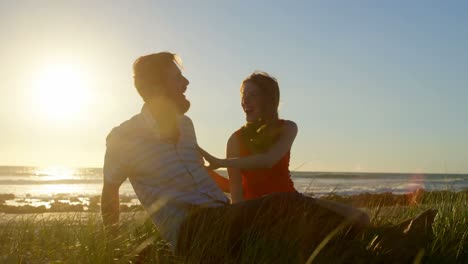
top-left (406, 174), bottom-right (426, 205)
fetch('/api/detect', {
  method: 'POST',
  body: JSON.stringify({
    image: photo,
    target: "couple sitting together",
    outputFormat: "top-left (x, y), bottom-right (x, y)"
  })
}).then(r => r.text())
top-left (101, 52), bottom-right (434, 261)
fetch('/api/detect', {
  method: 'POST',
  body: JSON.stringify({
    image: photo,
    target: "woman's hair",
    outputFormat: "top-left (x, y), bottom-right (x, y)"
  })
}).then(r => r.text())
top-left (241, 71), bottom-right (280, 123)
top-left (133, 52), bottom-right (182, 102)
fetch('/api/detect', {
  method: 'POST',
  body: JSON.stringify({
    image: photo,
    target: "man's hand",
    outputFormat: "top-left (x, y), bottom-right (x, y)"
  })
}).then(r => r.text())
top-left (101, 182), bottom-right (121, 229)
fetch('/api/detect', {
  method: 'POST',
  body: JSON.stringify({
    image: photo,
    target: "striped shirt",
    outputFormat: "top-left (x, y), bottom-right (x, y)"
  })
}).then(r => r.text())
top-left (103, 104), bottom-right (229, 247)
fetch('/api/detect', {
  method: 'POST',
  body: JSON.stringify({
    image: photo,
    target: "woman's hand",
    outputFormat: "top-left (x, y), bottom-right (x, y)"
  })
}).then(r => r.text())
top-left (198, 146), bottom-right (224, 170)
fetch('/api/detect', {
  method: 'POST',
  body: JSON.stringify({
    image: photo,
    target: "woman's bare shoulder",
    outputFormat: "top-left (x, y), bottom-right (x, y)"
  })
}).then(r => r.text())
top-left (227, 130), bottom-right (242, 149)
top-left (282, 120), bottom-right (298, 132)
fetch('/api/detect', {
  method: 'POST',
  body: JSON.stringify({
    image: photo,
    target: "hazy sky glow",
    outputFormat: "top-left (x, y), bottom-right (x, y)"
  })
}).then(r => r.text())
top-left (1, 1), bottom-right (467, 173)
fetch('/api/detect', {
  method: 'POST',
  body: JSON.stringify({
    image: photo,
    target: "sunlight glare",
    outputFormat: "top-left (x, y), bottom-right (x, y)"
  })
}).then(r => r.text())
top-left (35, 166), bottom-right (77, 181)
top-left (31, 63), bottom-right (92, 121)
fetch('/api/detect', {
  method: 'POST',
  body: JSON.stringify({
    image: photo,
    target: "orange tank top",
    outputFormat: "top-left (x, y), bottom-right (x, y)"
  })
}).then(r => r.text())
top-left (236, 120), bottom-right (296, 200)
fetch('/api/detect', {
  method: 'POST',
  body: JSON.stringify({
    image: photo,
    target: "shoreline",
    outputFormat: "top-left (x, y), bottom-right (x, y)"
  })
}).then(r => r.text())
top-left (1, 189), bottom-right (466, 214)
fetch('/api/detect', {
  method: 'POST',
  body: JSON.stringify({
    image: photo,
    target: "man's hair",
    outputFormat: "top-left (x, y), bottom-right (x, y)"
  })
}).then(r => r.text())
top-left (133, 52), bottom-right (182, 102)
top-left (241, 71), bottom-right (280, 122)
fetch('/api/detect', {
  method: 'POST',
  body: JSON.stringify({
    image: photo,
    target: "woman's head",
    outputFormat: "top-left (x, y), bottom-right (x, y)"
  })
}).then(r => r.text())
top-left (241, 72), bottom-right (280, 123)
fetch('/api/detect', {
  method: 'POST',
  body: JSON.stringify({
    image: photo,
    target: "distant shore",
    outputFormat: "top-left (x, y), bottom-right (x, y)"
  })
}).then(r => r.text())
top-left (1, 189), bottom-right (466, 214)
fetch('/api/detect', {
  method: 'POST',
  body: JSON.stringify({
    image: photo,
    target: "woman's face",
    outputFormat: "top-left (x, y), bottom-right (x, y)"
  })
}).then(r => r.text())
top-left (241, 82), bottom-right (263, 122)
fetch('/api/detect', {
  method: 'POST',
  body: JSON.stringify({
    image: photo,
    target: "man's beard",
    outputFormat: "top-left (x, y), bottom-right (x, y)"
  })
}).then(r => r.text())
top-left (173, 94), bottom-right (190, 114)
top-left (155, 93), bottom-right (190, 115)
top-left (152, 94), bottom-right (190, 143)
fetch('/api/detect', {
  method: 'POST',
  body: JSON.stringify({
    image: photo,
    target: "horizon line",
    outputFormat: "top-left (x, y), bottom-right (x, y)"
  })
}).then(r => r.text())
top-left (0, 164), bottom-right (467, 175)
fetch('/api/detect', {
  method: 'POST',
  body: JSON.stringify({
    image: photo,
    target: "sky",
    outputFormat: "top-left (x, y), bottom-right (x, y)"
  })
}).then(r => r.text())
top-left (0, 1), bottom-right (467, 173)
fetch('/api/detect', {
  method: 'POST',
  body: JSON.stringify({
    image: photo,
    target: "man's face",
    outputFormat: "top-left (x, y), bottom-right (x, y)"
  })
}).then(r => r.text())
top-left (162, 62), bottom-right (191, 114)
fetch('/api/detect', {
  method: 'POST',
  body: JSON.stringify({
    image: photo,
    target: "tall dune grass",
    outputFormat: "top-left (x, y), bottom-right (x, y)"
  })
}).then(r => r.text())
top-left (0, 191), bottom-right (466, 263)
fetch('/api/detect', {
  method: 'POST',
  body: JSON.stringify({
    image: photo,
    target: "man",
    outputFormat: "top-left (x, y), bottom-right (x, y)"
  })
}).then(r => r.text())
top-left (102, 52), bottom-right (369, 261)
top-left (101, 52), bottom-right (229, 247)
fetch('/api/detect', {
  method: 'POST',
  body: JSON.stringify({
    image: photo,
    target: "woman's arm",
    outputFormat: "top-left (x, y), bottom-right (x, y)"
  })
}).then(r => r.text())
top-left (226, 134), bottom-right (244, 203)
top-left (200, 121), bottom-right (298, 170)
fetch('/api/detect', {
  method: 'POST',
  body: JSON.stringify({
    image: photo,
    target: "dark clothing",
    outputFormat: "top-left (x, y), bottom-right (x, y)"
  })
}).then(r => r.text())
top-left (176, 192), bottom-right (355, 262)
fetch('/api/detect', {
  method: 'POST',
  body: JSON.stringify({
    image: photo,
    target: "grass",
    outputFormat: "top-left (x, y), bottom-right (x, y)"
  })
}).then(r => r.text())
top-left (0, 191), bottom-right (466, 263)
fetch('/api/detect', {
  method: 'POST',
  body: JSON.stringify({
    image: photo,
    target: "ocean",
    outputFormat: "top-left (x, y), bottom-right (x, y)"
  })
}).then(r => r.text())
top-left (1, 166), bottom-right (467, 199)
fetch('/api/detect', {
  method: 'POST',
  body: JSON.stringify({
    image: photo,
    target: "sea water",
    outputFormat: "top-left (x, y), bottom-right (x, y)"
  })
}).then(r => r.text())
top-left (1, 166), bottom-right (466, 199)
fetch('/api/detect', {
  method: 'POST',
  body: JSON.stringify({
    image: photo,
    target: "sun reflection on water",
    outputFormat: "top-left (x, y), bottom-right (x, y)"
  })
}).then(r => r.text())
top-left (39, 184), bottom-right (86, 196)
top-left (32, 166), bottom-right (89, 196)
top-left (35, 166), bottom-right (78, 181)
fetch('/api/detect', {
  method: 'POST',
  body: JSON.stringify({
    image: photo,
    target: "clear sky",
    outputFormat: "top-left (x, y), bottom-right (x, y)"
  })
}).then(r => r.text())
top-left (1, 1), bottom-right (467, 173)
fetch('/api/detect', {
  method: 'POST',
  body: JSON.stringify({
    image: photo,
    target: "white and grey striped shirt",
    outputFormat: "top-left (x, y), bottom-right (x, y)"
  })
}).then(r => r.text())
top-left (103, 104), bottom-right (229, 247)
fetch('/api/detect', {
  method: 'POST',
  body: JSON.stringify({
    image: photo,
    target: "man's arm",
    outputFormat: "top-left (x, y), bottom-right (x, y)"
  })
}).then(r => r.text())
top-left (101, 182), bottom-right (121, 227)
top-left (102, 130), bottom-right (128, 228)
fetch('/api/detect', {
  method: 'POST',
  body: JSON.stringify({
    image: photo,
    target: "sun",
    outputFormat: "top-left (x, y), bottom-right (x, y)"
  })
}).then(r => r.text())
top-left (31, 62), bottom-right (92, 121)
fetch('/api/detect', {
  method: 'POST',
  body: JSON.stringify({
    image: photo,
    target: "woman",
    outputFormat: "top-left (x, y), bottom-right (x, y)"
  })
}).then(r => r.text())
top-left (200, 72), bottom-right (299, 203)
top-left (201, 72), bottom-right (370, 226)
top-left (197, 73), bottom-right (439, 258)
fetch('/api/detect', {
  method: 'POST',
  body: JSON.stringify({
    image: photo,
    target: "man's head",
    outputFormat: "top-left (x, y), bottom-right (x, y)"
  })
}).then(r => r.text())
top-left (133, 52), bottom-right (190, 114)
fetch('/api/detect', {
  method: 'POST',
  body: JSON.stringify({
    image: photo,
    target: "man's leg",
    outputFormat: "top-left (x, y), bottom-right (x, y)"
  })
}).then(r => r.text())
top-left (314, 198), bottom-right (370, 230)
top-left (177, 192), bottom-right (369, 261)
